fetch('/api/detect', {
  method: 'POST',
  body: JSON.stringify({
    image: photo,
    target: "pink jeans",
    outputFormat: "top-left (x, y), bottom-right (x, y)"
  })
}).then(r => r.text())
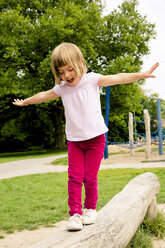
top-left (67, 134), bottom-right (105, 216)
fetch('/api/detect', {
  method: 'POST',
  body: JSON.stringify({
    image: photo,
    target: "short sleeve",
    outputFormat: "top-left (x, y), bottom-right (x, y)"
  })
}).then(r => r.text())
top-left (53, 85), bottom-right (61, 97)
top-left (88, 72), bottom-right (101, 86)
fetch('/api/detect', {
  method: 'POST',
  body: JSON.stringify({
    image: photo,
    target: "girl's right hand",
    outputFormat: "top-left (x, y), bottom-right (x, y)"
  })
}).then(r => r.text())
top-left (12, 89), bottom-right (59, 106)
top-left (12, 99), bottom-right (28, 106)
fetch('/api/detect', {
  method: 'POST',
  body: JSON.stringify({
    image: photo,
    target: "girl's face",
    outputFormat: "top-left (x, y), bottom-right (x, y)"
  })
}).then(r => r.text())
top-left (58, 64), bottom-right (81, 87)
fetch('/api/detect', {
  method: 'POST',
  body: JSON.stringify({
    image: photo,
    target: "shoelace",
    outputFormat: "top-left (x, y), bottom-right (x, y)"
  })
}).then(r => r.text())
top-left (69, 214), bottom-right (82, 223)
top-left (83, 209), bottom-right (92, 217)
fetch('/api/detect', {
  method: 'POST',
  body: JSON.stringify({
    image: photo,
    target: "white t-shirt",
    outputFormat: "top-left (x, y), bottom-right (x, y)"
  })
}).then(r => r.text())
top-left (53, 72), bottom-right (108, 141)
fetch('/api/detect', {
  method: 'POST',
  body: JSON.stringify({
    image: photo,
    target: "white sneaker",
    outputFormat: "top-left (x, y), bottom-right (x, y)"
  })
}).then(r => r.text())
top-left (83, 209), bottom-right (97, 225)
top-left (67, 214), bottom-right (83, 231)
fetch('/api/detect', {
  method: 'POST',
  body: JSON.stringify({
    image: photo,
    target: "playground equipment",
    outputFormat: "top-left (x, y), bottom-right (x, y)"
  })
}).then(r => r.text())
top-left (104, 95), bottom-right (164, 159)
top-left (157, 99), bottom-right (163, 155)
top-left (144, 109), bottom-right (151, 159)
top-left (130, 103), bottom-right (164, 159)
top-left (104, 86), bottom-right (145, 159)
top-left (29, 172), bottom-right (160, 248)
top-left (104, 86), bottom-right (111, 159)
top-left (129, 112), bottom-right (134, 156)
top-left (134, 100), bottom-right (164, 156)
top-left (128, 109), bottom-right (151, 159)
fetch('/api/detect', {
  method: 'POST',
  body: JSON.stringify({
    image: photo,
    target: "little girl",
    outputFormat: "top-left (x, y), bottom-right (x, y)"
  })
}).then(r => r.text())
top-left (13, 42), bottom-right (159, 231)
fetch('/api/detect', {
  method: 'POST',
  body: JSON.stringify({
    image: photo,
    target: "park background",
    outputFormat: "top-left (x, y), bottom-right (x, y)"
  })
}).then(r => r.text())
top-left (0, 1), bottom-right (165, 247)
top-left (0, 0), bottom-right (165, 153)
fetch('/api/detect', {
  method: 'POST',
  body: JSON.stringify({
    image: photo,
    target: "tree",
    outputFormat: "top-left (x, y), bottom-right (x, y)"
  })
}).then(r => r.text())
top-left (160, 99), bottom-right (165, 119)
top-left (97, 0), bottom-right (156, 142)
top-left (0, 0), bottom-right (104, 151)
top-left (0, 0), bottom-right (156, 151)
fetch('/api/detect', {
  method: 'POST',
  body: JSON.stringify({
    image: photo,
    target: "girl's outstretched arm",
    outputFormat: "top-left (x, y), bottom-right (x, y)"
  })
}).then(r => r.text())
top-left (12, 89), bottom-right (58, 106)
top-left (99, 62), bottom-right (159, 87)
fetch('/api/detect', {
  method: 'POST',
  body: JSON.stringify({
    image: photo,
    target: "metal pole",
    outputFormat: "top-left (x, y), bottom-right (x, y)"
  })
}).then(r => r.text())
top-left (157, 99), bottom-right (163, 155)
top-left (129, 112), bottom-right (134, 156)
top-left (104, 86), bottom-right (111, 159)
top-left (133, 111), bottom-right (137, 140)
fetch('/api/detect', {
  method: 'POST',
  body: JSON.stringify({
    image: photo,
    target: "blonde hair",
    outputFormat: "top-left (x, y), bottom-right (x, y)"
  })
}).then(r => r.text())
top-left (51, 43), bottom-right (87, 84)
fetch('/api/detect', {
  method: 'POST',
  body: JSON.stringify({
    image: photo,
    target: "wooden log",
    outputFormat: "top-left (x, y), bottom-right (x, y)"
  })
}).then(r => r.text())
top-left (29, 172), bottom-right (160, 248)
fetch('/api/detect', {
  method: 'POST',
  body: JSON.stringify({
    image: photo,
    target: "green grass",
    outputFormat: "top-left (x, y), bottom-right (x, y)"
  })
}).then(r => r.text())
top-left (109, 150), bottom-right (129, 155)
top-left (0, 173), bottom-right (68, 235)
top-left (97, 168), bottom-right (165, 207)
top-left (127, 212), bottom-right (165, 248)
top-left (142, 212), bottom-right (165, 239)
top-left (136, 147), bottom-right (165, 153)
top-left (52, 157), bottom-right (68, 166)
top-left (0, 149), bottom-right (67, 164)
top-left (127, 227), bottom-right (153, 248)
top-left (0, 168), bottom-right (164, 238)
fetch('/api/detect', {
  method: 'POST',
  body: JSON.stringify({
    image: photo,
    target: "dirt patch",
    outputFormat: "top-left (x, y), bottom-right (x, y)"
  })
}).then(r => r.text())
top-left (102, 144), bottom-right (165, 164)
top-left (0, 221), bottom-right (67, 248)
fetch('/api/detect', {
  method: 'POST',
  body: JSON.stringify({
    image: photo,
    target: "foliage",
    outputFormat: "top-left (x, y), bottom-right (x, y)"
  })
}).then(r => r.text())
top-left (160, 99), bottom-right (165, 119)
top-left (0, 0), bottom-right (157, 151)
top-left (98, 0), bottom-right (156, 142)
top-left (0, 0), bottom-right (103, 151)
top-left (0, 95), bottom-right (59, 152)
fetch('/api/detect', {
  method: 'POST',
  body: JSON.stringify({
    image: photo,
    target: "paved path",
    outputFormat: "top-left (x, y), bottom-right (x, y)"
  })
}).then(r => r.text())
top-left (101, 161), bottom-right (165, 169)
top-left (0, 155), bottom-right (165, 180)
top-left (0, 155), bottom-right (67, 180)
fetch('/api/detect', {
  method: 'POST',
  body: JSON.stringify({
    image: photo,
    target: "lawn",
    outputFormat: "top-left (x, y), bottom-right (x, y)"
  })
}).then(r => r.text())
top-left (0, 149), bottom-right (67, 164)
top-left (0, 168), bottom-right (164, 235)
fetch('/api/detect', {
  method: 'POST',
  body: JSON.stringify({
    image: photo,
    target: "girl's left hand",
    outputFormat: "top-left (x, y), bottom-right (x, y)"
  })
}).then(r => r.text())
top-left (12, 99), bottom-right (28, 106)
top-left (144, 62), bottom-right (159, 78)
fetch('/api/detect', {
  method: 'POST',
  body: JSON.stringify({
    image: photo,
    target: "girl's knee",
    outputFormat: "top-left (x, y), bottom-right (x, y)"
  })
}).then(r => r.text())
top-left (84, 177), bottom-right (97, 187)
top-left (68, 174), bottom-right (84, 184)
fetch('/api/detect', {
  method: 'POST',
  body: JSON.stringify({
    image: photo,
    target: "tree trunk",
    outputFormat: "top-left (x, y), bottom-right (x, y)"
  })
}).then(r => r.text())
top-left (50, 100), bottom-right (66, 149)
top-left (54, 108), bottom-right (65, 149)
top-left (30, 172), bottom-right (160, 248)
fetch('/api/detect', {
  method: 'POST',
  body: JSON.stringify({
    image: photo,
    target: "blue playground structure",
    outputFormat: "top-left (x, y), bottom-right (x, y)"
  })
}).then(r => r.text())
top-left (104, 86), bottom-right (111, 159)
top-left (157, 99), bottom-right (163, 155)
top-left (104, 90), bottom-right (164, 159)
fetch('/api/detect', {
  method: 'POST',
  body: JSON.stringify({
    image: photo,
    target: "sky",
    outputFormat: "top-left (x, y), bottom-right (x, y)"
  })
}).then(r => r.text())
top-left (103, 0), bottom-right (165, 100)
